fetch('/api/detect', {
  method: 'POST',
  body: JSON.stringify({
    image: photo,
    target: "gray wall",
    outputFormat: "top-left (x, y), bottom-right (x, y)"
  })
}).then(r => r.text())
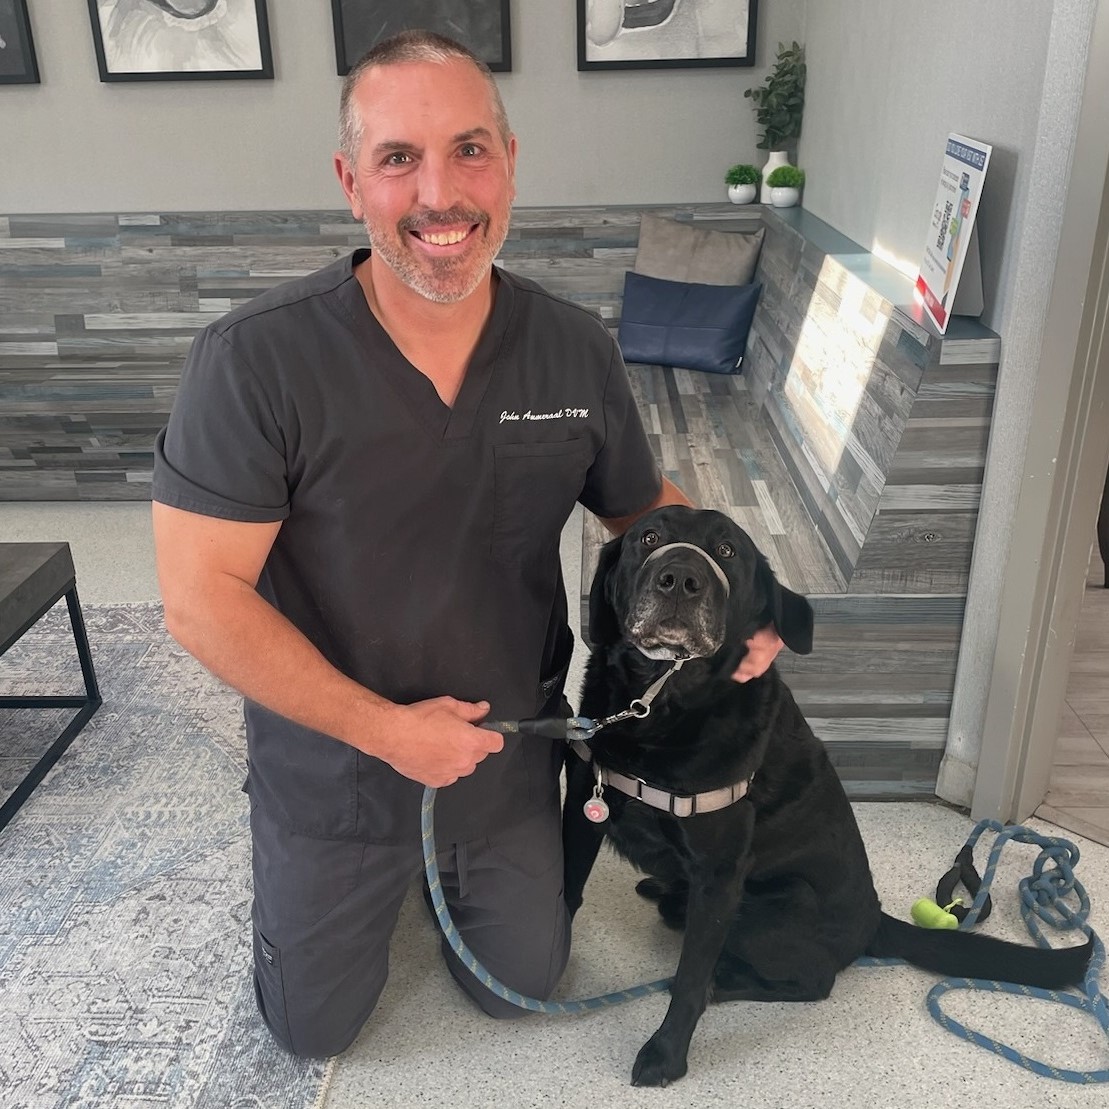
top-left (0, 0), bottom-right (804, 213)
top-left (799, 0), bottom-right (1054, 337)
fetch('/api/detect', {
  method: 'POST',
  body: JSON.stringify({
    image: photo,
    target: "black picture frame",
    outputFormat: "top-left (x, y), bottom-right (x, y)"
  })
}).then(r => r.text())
top-left (577, 0), bottom-right (757, 71)
top-left (0, 0), bottom-right (40, 85)
top-left (330, 0), bottom-right (512, 76)
top-left (86, 0), bottom-right (274, 82)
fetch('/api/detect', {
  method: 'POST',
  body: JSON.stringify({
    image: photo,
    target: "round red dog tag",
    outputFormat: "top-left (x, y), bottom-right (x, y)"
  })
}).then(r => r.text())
top-left (584, 797), bottom-right (610, 823)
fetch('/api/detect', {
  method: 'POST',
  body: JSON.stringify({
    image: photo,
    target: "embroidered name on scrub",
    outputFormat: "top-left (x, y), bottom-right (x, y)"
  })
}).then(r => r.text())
top-left (500, 408), bottom-right (590, 423)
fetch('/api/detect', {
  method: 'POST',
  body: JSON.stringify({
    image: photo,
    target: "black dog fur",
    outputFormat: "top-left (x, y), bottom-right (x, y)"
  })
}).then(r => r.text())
top-left (562, 505), bottom-right (1092, 1087)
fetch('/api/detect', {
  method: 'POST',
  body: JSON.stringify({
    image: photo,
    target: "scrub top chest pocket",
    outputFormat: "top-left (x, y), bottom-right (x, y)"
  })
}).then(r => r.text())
top-left (491, 439), bottom-right (590, 565)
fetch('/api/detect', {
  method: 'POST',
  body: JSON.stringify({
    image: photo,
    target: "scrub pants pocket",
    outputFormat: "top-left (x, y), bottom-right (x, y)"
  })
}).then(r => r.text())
top-left (252, 925), bottom-right (291, 1051)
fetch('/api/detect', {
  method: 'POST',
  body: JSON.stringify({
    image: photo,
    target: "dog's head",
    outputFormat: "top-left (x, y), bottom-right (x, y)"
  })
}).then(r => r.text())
top-left (588, 505), bottom-right (813, 666)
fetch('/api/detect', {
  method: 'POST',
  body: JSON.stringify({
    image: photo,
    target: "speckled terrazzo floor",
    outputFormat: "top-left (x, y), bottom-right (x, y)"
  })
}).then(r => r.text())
top-left (324, 802), bottom-right (1106, 1109)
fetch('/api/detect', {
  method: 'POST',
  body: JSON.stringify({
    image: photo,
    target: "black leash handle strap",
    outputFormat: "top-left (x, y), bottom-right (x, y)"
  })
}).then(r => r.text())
top-left (936, 844), bottom-right (993, 924)
top-left (482, 716), bottom-right (599, 741)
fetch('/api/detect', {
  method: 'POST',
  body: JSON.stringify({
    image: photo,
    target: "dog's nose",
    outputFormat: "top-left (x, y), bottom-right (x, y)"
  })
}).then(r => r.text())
top-left (654, 561), bottom-right (705, 598)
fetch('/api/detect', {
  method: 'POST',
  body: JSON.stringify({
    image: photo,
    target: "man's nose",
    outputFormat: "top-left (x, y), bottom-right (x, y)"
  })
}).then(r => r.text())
top-left (415, 157), bottom-right (459, 211)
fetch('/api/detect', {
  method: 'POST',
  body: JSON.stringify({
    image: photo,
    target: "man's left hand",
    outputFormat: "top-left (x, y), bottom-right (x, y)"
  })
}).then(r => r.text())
top-left (731, 626), bottom-right (784, 683)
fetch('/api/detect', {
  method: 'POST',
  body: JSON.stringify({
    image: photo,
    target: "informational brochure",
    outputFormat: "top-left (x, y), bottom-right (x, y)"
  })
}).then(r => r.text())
top-left (916, 133), bottom-right (992, 334)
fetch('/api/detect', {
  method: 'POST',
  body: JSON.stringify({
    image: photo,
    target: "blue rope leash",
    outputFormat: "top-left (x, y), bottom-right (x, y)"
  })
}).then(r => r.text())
top-left (857, 819), bottom-right (1108, 1083)
top-left (424, 791), bottom-right (1107, 1078)
top-left (421, 786), bottom-right (671, 1013)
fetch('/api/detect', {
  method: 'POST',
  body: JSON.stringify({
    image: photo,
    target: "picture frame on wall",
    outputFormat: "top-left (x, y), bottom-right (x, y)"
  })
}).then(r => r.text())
top-left (577, 0), bottom-right (758, 71)
top-left (0, 0), bottom-right (40, 85)
top-left (86, 0), bottom-right (274, 82)
top-left (330, 0), bottom-right (512, 76)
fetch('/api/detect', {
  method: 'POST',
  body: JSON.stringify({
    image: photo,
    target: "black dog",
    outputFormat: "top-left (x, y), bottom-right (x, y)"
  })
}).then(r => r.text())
top-left (563, 505), bottom-right (1092, 1087)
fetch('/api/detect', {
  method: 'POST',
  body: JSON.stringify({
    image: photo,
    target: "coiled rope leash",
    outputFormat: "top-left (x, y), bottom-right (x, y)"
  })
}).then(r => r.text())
top-left (420, 785), bottom-right (672, 1013)
top-left (859, 819), bottom-right (1108, 1083)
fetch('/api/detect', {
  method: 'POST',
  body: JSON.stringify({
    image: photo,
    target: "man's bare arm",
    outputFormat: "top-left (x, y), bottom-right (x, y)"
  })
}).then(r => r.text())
top-left (597, 476), bottom-right (693, 537)
top-left (152, 502), bottom-right (501, 787)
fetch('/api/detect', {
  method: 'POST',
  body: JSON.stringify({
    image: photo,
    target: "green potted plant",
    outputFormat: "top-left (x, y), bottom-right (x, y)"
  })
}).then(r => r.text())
top-left (765, 165), bottom-right (805, 208)
top-left (724, 163), bottom-right (759, 205)
top-left (745, 41), bottom-right (806, 201)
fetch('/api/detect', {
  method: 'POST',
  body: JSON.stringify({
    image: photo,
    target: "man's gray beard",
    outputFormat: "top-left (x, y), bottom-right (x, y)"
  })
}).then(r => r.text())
top-left (363, 219), bottom-right (507, 305)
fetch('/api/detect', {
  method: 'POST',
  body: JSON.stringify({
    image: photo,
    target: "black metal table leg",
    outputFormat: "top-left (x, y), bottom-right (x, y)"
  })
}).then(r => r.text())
top-left (0, 581), bottom-right (102, 833)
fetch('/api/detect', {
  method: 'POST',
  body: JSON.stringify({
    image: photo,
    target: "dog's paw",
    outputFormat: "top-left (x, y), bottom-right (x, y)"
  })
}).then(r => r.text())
top-left (630, 1034), bottom-right (688, 1087)
top-left (635, 877), bottom-right (669, 902)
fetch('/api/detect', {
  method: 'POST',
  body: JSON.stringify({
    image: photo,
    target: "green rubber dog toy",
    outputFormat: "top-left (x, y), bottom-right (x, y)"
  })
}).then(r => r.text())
top-left (911, 897), bottom-right (962, 929)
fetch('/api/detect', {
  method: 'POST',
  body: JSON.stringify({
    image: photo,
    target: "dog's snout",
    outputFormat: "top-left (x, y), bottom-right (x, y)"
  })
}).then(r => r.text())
top-left (654, 560), bottom-right (706, 598)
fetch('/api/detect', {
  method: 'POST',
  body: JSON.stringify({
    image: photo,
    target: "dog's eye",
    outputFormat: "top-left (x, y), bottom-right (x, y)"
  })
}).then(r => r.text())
top-left (717, 543), bottom-right (735, 559)
top-left (641, 530), bottom-right (660, 548)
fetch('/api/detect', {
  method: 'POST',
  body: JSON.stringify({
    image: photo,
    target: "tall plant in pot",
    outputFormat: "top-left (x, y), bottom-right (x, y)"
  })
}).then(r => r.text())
top-left (745, 41), bottom-right (806, 202)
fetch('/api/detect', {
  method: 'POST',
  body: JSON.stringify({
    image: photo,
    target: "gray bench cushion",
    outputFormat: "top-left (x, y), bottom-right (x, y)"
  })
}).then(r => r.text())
top-left (634, 213), bottom-right (765, 286)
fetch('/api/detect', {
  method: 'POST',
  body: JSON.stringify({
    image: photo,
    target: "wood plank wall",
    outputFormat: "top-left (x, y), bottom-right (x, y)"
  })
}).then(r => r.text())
top-left (0, 204), bottom-right (1001, 797)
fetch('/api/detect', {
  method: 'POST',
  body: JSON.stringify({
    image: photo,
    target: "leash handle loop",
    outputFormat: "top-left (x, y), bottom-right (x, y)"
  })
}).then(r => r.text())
top-left (935, 843), bottom-right (993, 924)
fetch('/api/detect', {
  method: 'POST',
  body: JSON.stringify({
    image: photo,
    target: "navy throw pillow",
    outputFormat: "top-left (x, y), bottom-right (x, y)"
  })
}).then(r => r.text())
top-left (617, 271), bottom-right (762, 375)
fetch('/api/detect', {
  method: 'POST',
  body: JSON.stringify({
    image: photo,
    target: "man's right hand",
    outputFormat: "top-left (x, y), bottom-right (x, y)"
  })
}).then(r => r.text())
top-left (371, 696), bottom-right (504, 788)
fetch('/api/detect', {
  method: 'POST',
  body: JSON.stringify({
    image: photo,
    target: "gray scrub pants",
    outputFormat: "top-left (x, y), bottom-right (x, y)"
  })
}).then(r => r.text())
top-left (249, 798), bottom-right (572, 1058)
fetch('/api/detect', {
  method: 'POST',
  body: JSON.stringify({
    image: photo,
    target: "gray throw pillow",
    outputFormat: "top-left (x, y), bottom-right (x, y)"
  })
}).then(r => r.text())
top-left (634, 213), bottom-right (765, 286)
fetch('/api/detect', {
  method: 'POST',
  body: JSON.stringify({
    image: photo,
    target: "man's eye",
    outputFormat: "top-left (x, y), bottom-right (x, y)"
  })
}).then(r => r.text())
top-left (459, 144), bottom-right (481, 157)
top-left (717, 543), bottom-right (735, 559)
top-left (385, 152), bottom-right (412, 166)
top-left (641, 530), bottom-right (660, 548)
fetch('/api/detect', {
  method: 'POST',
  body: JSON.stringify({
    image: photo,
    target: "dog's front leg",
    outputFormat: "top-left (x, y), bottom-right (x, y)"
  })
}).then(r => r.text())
top-left (632, 810), bottom-right (754, 1087)
top-left (562, 752), bottom-right (609, 917)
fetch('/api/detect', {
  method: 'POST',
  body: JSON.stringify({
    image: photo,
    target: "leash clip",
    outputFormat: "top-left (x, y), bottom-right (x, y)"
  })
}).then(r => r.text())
top-left (566, 715), bottom-right (601, 741)
top-left (483, 655), bottom-right (691, 745)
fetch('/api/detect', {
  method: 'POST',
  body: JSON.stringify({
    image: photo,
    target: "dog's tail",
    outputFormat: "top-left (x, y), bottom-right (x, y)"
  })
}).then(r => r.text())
top-left (865, 912), bottom-right (1092, 989)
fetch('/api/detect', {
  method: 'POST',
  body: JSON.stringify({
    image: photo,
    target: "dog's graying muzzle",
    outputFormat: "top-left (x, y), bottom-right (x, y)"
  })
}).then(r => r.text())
top-left (643, 542), bottom-right (731, 596)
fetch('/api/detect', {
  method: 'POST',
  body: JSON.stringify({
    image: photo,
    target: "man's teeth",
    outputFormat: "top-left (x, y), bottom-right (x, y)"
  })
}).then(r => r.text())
top-left (419, 228), bottom-right (469, 245)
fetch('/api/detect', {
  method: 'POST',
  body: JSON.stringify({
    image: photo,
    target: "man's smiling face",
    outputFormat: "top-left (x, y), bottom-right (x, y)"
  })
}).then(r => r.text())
top-left (341, 58), bottom-right (517, 305)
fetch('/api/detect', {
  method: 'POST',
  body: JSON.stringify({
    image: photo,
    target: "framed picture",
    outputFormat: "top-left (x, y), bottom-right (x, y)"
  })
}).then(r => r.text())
top-left (577, 0), bottom-right (757, 71)
top-left (86, 0), bottom-right (274, 82)
top-left (0, 0), bottom-right (40, 84)
top-left (330, 0), bottom-right (511, 75)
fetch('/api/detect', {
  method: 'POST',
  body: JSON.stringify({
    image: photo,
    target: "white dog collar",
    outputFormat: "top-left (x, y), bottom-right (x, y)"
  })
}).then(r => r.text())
top-left (571, 739), bottom-right (752, 819)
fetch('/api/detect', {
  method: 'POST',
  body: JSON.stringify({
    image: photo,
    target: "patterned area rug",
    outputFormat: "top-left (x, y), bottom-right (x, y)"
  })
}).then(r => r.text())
top-left (0, 603), bottom-right (333, 1109)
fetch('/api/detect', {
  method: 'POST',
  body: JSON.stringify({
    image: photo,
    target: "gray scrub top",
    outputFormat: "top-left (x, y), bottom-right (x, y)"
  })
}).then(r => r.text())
top-left (154, 251), bottom-right (661, 844)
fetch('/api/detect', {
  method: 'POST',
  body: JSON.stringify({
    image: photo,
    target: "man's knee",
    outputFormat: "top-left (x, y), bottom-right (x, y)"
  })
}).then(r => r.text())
top-left (252, 925), bottom-right (385, 1057)
top-left (439, 904), bottom-right (571, 1019)
top-left (252, 975), bottom-right (357, 1058)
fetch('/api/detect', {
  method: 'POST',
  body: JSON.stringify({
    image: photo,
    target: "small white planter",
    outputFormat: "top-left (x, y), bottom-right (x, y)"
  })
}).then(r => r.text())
top-left (727, 183), bottom-right (757, 205)
top-left (760, 150), bottom-right (791, 203)
top-left (770, 186), bottom-right (800, 208)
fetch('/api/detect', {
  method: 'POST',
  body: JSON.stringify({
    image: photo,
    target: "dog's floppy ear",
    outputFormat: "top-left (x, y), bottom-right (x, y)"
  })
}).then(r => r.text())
top-left (755, 553), bottom-right (814, 655)
top-left (587, 535), bottom-right (625, 647)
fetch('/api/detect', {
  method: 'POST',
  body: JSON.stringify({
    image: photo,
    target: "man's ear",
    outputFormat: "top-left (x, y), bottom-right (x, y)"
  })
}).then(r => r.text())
top-left (587, 535), bottom-right (625, 647)
top-left (755, 554), bottom-right (814, 655)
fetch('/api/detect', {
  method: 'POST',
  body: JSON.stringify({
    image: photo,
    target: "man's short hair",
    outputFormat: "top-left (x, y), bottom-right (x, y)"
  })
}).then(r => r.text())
top-left (338, 29), bottom-right (512, 162)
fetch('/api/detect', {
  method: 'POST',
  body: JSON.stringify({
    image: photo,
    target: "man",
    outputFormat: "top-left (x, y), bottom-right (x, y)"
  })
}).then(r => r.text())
top-left (152, 30), bottom-right (783, 1058)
